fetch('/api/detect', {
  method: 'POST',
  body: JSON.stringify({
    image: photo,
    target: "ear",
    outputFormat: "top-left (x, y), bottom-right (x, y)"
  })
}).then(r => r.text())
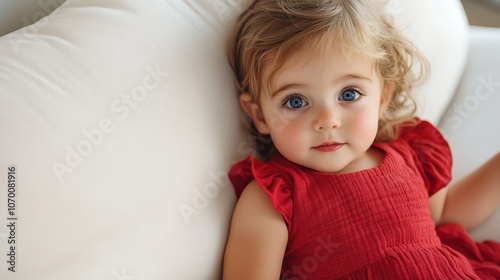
top-left (239, 93), bottom-right (270, 135)
top-left (379, 82), bottom-right (395, 119)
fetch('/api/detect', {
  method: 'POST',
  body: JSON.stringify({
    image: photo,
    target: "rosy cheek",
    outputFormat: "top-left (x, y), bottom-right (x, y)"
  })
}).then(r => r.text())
top-left (266, 109), bottom-right (302, 134)
top-left (265, 110), bottom-right (291, 134)
top-left (350, 109), bottom-right (379, 138)
top-left (272, 121), bottom-right (304, 150)
top-left (285, 123), bottom-right (303, 141)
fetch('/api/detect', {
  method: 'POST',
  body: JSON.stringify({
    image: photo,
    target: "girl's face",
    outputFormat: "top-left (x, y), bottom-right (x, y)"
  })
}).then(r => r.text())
top-left (246, 48), bottom-right (390, 173)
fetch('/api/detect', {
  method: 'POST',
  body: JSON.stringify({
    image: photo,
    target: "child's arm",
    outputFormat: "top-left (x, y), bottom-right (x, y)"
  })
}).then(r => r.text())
top-left (429, 152), bottom-right (500, 231)
top-left (223, 180), bottom-right (288, 280)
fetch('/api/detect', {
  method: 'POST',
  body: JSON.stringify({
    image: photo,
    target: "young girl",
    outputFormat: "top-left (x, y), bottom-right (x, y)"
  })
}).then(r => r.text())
top-left (223, 0), bottom-right (500, 279)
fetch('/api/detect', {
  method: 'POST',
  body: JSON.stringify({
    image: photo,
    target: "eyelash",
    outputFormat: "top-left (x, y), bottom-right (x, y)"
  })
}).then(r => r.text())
top-left (281, 94), bottom-right (307, 110)
top-left (279, 87), bottom-right (365, 110)
top-left (339, 87), bottom-right (364, 102)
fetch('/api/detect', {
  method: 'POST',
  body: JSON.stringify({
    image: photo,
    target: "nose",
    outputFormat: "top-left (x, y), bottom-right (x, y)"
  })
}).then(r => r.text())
top-left (313, 106), bottom-right (341, 131)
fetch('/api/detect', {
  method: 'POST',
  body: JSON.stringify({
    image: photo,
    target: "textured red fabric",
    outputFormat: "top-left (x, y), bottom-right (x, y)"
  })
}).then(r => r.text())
top-left (437, 224), bottom-right (500, 280)
top-left (228, 120), bottom-right (495, 279)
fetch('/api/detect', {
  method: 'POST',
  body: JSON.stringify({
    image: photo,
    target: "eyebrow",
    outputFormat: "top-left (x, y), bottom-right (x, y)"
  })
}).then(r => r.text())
top-left (271, 74), bottom-right (373, 97)
top-left (271, 83), bottom-right (305, 98)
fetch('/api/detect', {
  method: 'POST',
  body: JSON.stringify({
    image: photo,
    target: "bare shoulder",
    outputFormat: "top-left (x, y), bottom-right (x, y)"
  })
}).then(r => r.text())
top-left (223, 180), bottom-right (288, 280)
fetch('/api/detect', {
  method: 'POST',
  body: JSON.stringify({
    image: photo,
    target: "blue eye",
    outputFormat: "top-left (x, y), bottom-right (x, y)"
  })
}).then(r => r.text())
top-left (339, 89), bottom-right (361, 101)
top-left (285, 96), bottom-right (308, 109)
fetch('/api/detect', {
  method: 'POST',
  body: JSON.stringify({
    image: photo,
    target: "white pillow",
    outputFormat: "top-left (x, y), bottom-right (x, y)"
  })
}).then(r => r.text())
top-left (0, 0), bottom-right (246, 278)
top-left (0, 0), bottom-right (468, 279)
top-left (391, 0), bottom-right (469, 123)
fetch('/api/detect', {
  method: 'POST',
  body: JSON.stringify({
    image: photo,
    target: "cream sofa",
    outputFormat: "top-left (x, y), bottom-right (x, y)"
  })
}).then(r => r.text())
top-left (0, 0), bottom-right (499, 279)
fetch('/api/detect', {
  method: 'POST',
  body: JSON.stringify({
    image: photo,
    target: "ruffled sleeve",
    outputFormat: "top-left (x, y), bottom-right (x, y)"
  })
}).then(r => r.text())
top-left (399, 120), bottom-right (452, 196)
top-left (228, 156), bottom-right (293, 229)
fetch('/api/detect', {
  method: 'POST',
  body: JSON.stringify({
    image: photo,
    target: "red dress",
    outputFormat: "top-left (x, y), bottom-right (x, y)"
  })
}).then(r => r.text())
top-left (229, 120), bottom-right (500, 279)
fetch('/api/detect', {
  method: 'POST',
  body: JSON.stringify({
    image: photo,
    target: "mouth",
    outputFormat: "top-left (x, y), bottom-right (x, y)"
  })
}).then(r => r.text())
top-left (312, 142), bottom-right (344, 152)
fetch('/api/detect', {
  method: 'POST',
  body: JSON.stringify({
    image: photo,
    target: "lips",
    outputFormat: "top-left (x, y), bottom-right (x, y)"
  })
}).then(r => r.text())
top-left (312, 142), bottom-right (344, 152)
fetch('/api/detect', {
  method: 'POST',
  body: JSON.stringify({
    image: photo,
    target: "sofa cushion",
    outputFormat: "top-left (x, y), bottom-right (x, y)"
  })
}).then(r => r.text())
top-left (439, 26), bottom-right (500, 242)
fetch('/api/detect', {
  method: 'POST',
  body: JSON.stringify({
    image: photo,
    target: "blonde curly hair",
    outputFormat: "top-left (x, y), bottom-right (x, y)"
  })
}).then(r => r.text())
top-left (228, 0), bottom-right (429, 158)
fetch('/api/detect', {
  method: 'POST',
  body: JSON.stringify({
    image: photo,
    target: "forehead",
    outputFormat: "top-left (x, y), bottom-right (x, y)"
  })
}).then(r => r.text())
top-left (268, 46), bottom-right (378, 90)
top-left (281, 45), bottom-right (374, 72)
